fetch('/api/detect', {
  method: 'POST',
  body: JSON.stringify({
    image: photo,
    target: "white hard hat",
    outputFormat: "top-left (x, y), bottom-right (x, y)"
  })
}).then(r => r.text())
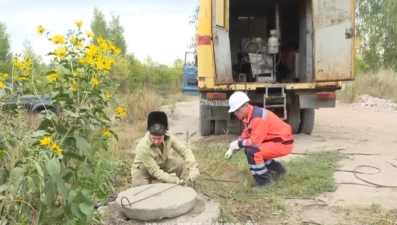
top-left (228, 91), bottom-right (250, 113)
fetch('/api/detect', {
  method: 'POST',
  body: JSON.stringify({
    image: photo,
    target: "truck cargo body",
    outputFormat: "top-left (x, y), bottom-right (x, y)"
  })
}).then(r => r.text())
top-left (182, 0), bottom-right (356, 135)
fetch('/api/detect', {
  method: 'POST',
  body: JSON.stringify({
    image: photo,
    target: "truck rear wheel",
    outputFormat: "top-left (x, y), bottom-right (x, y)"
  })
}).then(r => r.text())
top-left (214, 120), bottom-right (227, 135)
top-left (199, 94), bottom-right (212, 136)
top-left (286, 95), bottom-right (300, 134)
top-left (298, 109), bottom-right (315, 135)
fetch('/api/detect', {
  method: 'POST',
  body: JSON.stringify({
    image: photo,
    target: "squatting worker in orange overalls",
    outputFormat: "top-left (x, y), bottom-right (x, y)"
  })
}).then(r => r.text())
top-left (224, 91), bottom-right (294, 191)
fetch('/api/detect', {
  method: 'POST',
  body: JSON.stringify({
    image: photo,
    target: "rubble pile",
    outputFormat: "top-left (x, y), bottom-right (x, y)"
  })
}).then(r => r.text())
top-left (348, 94), bottom-right (397, 111)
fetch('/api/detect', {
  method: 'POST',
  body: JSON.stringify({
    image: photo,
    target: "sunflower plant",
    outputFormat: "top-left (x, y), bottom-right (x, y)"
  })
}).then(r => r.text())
top-left (0, 20), bottom-right (126, 224)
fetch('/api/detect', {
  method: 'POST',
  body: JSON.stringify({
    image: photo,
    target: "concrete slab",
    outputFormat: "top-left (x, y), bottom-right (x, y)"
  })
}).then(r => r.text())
top-left (115, 183), bottom-right (197, 221)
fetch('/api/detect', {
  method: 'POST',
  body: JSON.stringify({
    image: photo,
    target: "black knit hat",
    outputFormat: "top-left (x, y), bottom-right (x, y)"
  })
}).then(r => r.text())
top-left (147, 111), bottom-right (168, 136)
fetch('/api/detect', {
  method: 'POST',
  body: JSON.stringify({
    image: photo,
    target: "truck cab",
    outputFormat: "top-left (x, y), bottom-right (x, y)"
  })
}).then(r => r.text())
top-left (186, 0), bottom-right (356, 136)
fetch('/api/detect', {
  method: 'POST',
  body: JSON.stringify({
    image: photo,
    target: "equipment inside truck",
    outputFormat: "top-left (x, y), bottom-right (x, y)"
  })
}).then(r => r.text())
top-left (228, 0), bottom-right (304, 84)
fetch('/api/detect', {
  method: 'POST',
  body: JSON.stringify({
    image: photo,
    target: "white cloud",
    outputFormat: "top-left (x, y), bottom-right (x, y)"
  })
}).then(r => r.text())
top-left (0, 0), bottom-right (197, 65)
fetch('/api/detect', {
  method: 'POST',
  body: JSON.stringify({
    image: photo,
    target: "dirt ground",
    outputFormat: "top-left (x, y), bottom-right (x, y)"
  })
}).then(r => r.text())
top-left (155, 98), bottom-right (397, 224)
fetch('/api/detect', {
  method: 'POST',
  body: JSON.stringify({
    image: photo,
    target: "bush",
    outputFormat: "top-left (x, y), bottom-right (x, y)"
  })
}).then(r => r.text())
top-left (0, 20), bottom-right (126, 224)
top-left (337, 69), bottom-right (397, 103)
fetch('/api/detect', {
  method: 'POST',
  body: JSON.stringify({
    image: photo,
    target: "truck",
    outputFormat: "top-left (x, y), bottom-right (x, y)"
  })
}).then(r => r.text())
top-left (182, 0), bottom-right (355, 136)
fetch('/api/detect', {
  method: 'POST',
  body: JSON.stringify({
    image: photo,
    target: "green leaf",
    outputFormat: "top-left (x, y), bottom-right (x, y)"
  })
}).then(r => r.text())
top-left (0, 183), bottom-right (10, 193)
top-left (75, 136), bottom-right (93, 158)
top-left (64, 109), bottom-right (79, 118)
top-left (70, 203), bottom-right (84, 221)
top-left (63, 151), bottom-right (85, 161)
top-left (55, 124), bottom-right (69, 136)
top-left (34, 161), bottom-right (44, 177)
top-left (27, 176), bottom-right (36, 193)
top-left (31, 130), bottom-right (49, 138)
top-left (45, 158), bottom-right (61, 182)
top-left (67, 190), bottom-right (77, 206)
top-left (56, 177), bottom-right (68, 205)
top-left (45, 180), bottom-right (56, 205)
top-left (81, 189), bottom-right (91, 203)
top-left (108, 130), bottom-right (119, 141)
top-left (0, 150), bottom-right (6, 160)
top-left (79, 202), bottom-right (94, 221)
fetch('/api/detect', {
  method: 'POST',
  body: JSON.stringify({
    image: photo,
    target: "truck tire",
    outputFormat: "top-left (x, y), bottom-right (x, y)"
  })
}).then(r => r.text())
top-left (199, 103), bottom-right (212, 136)
top-left (214, 120), bottom-right (227, 135)
top-left (298, 109), bottom-right (315, 135)
top-left (286, 95), bottom-right (300, 134)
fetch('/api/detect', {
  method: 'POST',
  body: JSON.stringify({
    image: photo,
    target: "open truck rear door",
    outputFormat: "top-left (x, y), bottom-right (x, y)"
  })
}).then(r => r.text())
top-left (312, 0), bottom-right (355, 82)
top-left (212, 0), bottom-right (234, 84)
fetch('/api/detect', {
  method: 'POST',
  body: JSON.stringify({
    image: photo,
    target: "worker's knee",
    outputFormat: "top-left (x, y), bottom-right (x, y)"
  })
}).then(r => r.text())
top-left (164, 157), bottom-right (184, 176)
top-left (245, 147), bottom-right (260, 157)
top-left (168, 157), bottom-right (184, 168)
top-left (130, 171), bottom-right (151, 187)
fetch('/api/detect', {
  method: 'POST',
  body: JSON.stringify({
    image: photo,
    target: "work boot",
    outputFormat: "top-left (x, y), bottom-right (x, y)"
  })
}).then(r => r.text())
top-left (267, 160), bottom-right (287, 179)
top-left (251, 179), bottom-right (276, 191)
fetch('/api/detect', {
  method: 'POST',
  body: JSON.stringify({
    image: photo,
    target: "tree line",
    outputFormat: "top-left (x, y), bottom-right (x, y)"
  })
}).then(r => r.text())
top-left (0, 7), bottom-right (187, 93)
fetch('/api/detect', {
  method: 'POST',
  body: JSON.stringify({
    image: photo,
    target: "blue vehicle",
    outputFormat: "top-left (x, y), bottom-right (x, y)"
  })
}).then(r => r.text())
top-left (182, 52), bottom-right (199, 96)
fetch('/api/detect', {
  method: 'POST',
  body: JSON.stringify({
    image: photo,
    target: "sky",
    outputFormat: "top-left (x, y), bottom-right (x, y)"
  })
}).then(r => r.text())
top-left (0, 0), bottom-right (198, 65)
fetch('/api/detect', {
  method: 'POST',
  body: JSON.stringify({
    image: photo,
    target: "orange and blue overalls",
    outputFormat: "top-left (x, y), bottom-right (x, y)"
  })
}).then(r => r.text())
top-left (237, 104), bottom-right (294, 185)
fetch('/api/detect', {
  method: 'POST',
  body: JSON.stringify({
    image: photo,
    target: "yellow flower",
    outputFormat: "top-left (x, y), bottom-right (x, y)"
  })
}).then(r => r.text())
top-left (39, 136), bottom-right (52, 146)
top-left (17, 76), bottom-right (28, 81)
top-left (50, 34), bottom-right (65, 45)
top-left (116, 106), bottom-right (126, 118)
top-left (54, 47), bottom-right (67, 59)
top-left (86, 44), bottom-right (99, 56)
top-left (37, 25), bottom-right (45, 35)
top-left (50, 143), bottom-right (63, 155)
top-left (17, 195), bottom-right (23, 201)
top-left (71, 36), bottom-right (83, 48)
top-left (102, 130), bottom-right (111, 137)
top-left (104, 91), bottom-right (110, 100)
top-left (47, 71), bottom-right (58, 82)
top-left (75, 20), bottom-right (83, 28)
top-left (69, 80), bottom-right (78, 91)
top-left (109, 43), bottom-right (121, 54)
top-left (90, 77), bottom-right (100, 87)
top-left (104, 58), bottom-right (114, 70)
top-left (13, 59), bottom-right (24, 70)
top-left (0, 82), bottom-right (6, 89)
top-left (97, 37), bottom-right (109, 52)
top-left (86, 31), bottom-right (94, 38)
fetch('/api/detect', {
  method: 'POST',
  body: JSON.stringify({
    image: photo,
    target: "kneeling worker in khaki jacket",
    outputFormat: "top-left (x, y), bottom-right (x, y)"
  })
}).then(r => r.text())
top-left (131, 111), bottom-right (200, 187)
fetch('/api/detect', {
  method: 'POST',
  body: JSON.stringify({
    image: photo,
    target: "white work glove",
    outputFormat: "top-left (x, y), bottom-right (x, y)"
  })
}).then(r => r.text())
top-left (225, 148), bottom-right (235, 159)
top-left (229, 140), bottom-right (240, 150)
top-left (169, 173), bottom-right (186, 185)
top-left (188, 167), bottom-right (200, 181)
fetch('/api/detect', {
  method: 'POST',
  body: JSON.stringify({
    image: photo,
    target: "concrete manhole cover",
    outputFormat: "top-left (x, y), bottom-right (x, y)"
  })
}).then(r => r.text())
top-left (116, 183), bottom-right (197, 221)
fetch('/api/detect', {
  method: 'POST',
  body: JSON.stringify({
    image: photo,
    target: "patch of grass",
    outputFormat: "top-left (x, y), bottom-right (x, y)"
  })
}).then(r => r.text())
top-left (124, 87), bottom-right (164, 123)
top-left (191, 143), bottom-right (342, 223)
top-left (337, 69), bottom-right (397, 103)
top-left (336, 204), bottom-right (397, 225)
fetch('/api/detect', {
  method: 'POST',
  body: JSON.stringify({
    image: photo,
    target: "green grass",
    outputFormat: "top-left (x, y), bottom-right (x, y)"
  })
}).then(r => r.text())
top-left (190, 143), bottom-right (342, 223)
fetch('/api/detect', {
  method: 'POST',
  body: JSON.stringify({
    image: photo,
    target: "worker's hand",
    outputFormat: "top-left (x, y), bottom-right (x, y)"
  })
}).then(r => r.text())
top-left (178, 179), bottom-right (186, 185)
top-left (225, 147), bottom-right (235, 159)
top-left (169, 173), bottom-right (185, 185)
top-left (188, 167), bottom-right (200, 181)
top-left (229, 140), bottom-right (240, 150)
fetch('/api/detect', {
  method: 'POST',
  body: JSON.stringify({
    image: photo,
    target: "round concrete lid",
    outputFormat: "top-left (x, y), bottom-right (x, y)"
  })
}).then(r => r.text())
top-left (116, 183), bottom-right (198, 221)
